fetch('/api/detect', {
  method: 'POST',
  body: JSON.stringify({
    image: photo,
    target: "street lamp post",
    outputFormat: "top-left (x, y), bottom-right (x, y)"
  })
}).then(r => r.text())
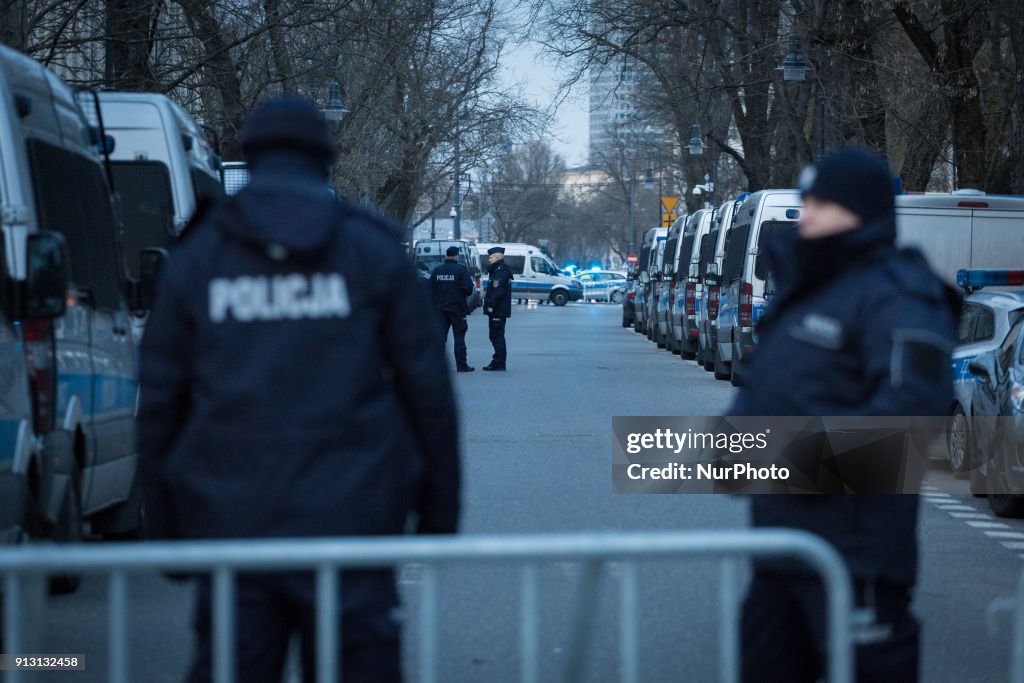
top-left (688, 123), bottom-right (715, 209)
top-left (776, 32), bottom-right (825, 161)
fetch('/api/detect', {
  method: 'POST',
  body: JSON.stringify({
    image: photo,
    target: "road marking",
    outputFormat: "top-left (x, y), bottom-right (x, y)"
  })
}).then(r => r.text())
top-left (923, 493), bottom-right (953, 499)
top-left (1002, 542), bottom-right (1024, 550)
top-left (967, 521), bottom-right (1011, 529)
top-left (984, 531), bottom-right (1024, 540)
top-left (936, 504), bottom-right (978, 511)
top-left (949, 512), bottom-right (993, 519)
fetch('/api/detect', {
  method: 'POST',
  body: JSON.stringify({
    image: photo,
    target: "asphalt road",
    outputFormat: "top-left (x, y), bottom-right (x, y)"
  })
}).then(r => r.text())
top-left (25, 301), bottom-right (1024, 682)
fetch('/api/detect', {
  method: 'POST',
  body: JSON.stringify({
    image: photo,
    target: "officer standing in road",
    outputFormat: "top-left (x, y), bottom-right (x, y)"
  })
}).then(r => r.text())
top-left (729, 147), bottom-right (959, 682)
top-left (430, 246), bottom-right (475, 372)
top-left (137, 96), bottom-right (460, 683)
top-left (482, 246), bottom-right (513, 371)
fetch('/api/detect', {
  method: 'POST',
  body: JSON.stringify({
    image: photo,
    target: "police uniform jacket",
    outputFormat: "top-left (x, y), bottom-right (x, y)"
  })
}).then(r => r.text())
top-left (729, 211), bottom-right (960, 584)
top-left (484, 260), bottom-right (513, 318)
top-left (137, 165), bottom-right (461, 542)
top-left (429, 260), bottom-right (474, 315)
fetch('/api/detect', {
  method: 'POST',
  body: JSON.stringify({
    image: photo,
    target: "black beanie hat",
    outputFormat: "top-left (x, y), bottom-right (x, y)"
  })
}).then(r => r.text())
top-left (240, 96), bottom-right (335, 162)
top-left (446, 246), bottom-right (460, 256)
top-left (798, 147), bottom-right (895, 223)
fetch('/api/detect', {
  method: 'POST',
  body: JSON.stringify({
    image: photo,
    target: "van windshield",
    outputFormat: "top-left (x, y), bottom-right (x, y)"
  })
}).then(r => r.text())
top-left (754, 220), bottom-right (797, 280)
top-left (111, 161), bottom-right (175, 279)
top-left (416, 254), bottom-right (470, 271)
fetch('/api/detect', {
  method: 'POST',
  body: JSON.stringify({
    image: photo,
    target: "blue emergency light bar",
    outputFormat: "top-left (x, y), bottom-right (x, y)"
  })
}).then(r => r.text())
top-left (956, 269), bottom-right (1024, 291)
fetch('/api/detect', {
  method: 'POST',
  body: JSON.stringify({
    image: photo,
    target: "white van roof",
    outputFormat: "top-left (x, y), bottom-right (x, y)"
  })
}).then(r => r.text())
top-left (896, 192), bottom-right (1024, 212)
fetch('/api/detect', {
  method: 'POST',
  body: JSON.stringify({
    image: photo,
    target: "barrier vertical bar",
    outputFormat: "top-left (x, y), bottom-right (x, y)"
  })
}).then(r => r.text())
top-left (822, 559), bottom-right (853, 683)
top-left (619, 563), bottom-right (639, 683)
top-left (1013, 569), bottom-right (1024, 683)
top-left (718, 557), bottom-right (739, 683)
top-left (109, 570), bottom-right (129, 683)
top-left (520, 563), bottom-right (539, 683)
top-left (563, 560), bottom-right (603, 682)
top-left (419, 564), bottom-right (439, 683)
top-left (4, 572), bottom-right (22, 683)
top-left (316, 564), bottom-right (339, 683)
top-left (213, 567), bottom-right (235, 683)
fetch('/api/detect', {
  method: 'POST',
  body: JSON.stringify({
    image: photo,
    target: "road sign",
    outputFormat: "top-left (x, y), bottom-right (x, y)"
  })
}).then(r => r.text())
top-left (661, 196), bottom-right (681, 228)
top-left (626, 253), bottom-right (638, 265)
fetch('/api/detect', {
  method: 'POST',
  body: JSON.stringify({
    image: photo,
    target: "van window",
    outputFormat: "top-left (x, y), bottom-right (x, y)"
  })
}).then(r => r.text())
top-left (503, 255), bottom-right (525, 274)
top-left (663, 235), bottom-right (679, 271)
top-left (698, 231), bottom-right (716, 273)
top-left (638, 246), bottom-right (651, 273)
top-left (26, 139), bottom-right (123, 309)
top-left (679, 234), bottom-right (696, 273)
top-left (754, 220), bottom-right (797, 281)
top-left (721, 224), bottom-right (750, 284)
top-left (112, 161), bottom-right (175, 279)
top-left (531, 257), bottom-right (558, 276)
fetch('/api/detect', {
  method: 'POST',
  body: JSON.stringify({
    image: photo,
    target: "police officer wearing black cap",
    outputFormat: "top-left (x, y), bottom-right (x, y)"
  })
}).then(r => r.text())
top-left (137, 96), bottom-right (460, 683)
top-left (730, 147), bottom-right (959, 682)
top-left (430, 246), bottom-right (475, 372)
top-left (482, 246), bottom-right (513, 371)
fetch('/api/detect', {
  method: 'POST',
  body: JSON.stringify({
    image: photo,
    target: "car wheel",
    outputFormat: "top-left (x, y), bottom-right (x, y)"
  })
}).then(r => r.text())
top-left (550, 291), bottom-right (569, 306)
top-left (947, 406), bottom-right (971, 478)
top-left (730, 364), bottom-right (742, 387)
top-left (622, 315), bottom-right (630, 328)
top-left (703, 346), bottom-right (716, 372)
top-left (713, 353), bottom-right (730, 380)
top-left (989, 494), bottom-right (1024, 518)
top-left (656, 326), bottom-right (666, 348)
top-left (611, 290), bottom-right (624, 304)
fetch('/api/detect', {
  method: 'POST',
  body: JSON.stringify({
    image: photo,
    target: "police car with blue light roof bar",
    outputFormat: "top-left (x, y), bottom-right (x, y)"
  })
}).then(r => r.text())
top-left (947, 270), bottom-right (1024, 476)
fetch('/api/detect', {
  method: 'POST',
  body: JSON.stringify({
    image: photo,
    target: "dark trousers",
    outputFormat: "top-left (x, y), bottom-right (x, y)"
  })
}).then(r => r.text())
top-left (439, 311), bottom-right (468, 366)
top-left (741, 571), bottom-right (919, 683)
top-left (488, 316), bottom-right (507, 365)
top-left (188, 571), bottom-right (401, 683)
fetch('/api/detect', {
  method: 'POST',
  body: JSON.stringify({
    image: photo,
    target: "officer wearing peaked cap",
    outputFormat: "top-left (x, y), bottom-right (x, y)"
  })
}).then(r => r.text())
top-left (137, 96), bottom-right (460, 683)
top-left (429, 246), bottom-right (475, 372)
top-left (482, 246), bottom-right (513, 371)
top-left (729, 147), bottom-right (959, 682)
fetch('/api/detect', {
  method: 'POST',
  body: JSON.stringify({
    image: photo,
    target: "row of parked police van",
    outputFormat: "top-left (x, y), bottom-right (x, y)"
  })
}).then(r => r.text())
top-left (0, 44), bottom-right (226, 581)
top-left (621, 187), bottom-right (1024, 480)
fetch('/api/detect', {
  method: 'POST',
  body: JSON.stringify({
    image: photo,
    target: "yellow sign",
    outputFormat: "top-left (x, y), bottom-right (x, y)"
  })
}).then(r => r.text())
top-left (661, 196), bottom-right (681, 228)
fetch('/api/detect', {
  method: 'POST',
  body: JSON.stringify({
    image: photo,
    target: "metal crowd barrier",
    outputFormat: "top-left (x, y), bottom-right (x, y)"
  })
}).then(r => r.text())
top-left (582, 283), bottom-right (612, 302)
top-left (0, 529), bottom-right (854, 683)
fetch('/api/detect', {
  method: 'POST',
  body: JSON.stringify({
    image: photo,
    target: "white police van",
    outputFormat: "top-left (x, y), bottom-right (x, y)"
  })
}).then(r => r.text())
top-left (896, 192), bottom-right (1024, 284)
top-left (476, 243), bottom-right (582, 306)
top-left (655, 214), bottom-right (689, 349)
top-left (0, 46), bottom-right (150, 554)
top-left (414, 239), bottom-right (482, 310)
top-left (636, 227), bottom-right (668, 335)
top-left (670, 208), bottom-right (715, 358)
top-left (715, 189), bottom-right (802, 384)
top-left (698, 194), bottom-right (748, 371)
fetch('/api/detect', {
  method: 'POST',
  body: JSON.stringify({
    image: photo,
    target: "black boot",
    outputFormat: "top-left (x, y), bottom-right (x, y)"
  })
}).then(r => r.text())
top-left (482, 363), bottom-right (506, 371)
top-left (456, 364), bottom-right (475, 372)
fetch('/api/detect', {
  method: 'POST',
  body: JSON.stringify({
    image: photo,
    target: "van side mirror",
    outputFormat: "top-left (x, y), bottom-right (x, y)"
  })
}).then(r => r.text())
top-left (20, 232), bottom-right (69, 319)
top-left (127, 248), bottom-right (169, 312)
top-left (688, 263), bottom-right (700, 283)
top-left (640, 270), bottom-right (650, 285)
top-left (968, 356), bottom-right (997, 382)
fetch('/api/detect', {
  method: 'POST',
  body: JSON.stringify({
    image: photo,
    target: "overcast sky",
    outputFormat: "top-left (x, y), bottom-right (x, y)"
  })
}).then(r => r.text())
top-left (500, 34), bottom-right (590, 168)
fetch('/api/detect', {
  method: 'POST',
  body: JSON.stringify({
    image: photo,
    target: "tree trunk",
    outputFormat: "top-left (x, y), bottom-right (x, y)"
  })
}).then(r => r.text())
top-left (106, 0), bottom-right (161, 90)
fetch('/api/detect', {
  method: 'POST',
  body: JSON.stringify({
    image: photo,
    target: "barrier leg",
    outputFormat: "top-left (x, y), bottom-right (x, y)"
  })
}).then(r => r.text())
top-left (563, 561), bottom-right (603, 683)
top-left (316, 565), bottom-right (338, 683)
top-left (520, 563), bottom-right (539, 683)
top-left (213, 567), bottom-right (235, 683)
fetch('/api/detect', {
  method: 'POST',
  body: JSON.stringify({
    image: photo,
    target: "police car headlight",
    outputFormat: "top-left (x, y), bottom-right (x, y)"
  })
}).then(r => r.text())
top-left (1013, 382), bottom-right (1024, 412)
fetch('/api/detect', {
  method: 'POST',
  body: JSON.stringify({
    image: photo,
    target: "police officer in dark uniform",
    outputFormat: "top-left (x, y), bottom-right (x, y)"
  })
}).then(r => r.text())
top-left (137, 97), bottom-right (460, 683)
top-left (429, 246), bottom-right (475, 372)
top-left (482, 246), bottom-right (513, 371)
top-left (730, 147), bottom-right (959, 682)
